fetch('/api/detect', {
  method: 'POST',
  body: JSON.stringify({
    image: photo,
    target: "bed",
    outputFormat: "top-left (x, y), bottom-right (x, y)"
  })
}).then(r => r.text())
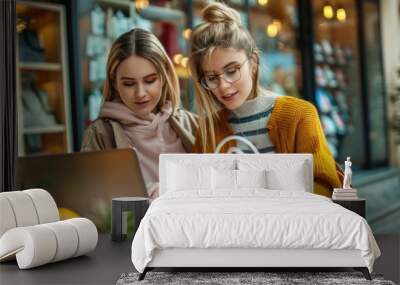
top-left (131, 154), bottom-right (380, 281)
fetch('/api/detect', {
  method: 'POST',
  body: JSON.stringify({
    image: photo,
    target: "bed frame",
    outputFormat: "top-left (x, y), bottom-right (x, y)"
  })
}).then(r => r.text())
top-left (139, 248), bottom-right (371, 280)
top-left (137, 154), bottom-right (372, 281)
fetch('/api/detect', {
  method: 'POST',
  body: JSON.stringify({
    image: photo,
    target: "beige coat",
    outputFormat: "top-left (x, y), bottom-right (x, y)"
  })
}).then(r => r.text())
top-left (81, 108), bottom-right (198, 152)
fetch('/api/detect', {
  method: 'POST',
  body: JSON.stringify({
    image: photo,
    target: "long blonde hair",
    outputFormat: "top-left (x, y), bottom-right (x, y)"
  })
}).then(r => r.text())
top-left (103, 28), bottom-right (180, 110)
top-left (189, 2), bottom-right (261, 152)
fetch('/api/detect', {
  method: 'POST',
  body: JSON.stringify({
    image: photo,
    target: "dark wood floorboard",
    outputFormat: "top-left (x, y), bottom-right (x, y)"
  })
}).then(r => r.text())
top-left (0, 234), bottom-right (398, 285)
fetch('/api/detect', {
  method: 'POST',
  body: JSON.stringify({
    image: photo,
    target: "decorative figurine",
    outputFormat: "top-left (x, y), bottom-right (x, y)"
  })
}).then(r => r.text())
top-left (332, 156), bottom-right (358, 199)
top-left (343, 156), bottom-right (352, 189)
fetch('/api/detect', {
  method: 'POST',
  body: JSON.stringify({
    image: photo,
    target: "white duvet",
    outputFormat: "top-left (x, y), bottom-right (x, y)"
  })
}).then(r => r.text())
top-left (131, 190), bottom-right (380, 273)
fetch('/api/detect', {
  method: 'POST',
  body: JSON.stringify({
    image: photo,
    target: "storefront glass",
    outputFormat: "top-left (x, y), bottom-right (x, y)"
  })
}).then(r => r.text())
top-left (248, 0), bottom-right (301, 98)
top-left (362, 1), bottom-right (388, 165)
top-left (312, 0), bottom-right (366, 168)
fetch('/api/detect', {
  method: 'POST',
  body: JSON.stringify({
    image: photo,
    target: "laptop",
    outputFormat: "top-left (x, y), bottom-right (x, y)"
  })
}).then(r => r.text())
top-left (16, 149), bottom-right (147, 230)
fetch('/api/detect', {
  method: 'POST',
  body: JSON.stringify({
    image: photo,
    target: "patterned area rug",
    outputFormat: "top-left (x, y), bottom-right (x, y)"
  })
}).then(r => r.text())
top-left (116, 271), bottom-right (396, 285)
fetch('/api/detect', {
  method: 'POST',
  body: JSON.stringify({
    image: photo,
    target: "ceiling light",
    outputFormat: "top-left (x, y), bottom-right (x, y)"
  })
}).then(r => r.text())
top-left (336, 8), bottom-right (347, 22)
top-left (323, 4), bottom-right (334, 19)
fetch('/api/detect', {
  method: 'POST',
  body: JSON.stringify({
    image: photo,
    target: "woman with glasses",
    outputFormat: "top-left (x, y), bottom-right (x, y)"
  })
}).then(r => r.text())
top-left (189, 2), bottom-right (343, 197)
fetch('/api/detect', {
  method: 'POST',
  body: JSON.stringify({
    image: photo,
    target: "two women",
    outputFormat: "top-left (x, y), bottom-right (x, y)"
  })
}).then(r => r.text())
top-left (82, 2), bottom-right (342, 198)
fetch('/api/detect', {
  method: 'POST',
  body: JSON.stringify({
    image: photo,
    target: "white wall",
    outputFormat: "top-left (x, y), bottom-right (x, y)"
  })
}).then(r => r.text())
top-left (381, 0), bottom-right (400, 166)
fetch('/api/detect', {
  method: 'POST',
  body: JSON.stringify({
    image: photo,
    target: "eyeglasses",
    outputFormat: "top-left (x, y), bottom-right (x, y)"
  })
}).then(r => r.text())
top-left (200, 58), bottom-right (250, 91)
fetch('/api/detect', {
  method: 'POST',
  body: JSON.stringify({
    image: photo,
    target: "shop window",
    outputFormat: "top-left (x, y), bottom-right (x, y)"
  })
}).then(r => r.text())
top-left (249, 0), bottom-right (301, 98)
top-left (312, 0), bottom-right (366, 168)
top-left (362, 1), bottom-right (388, 165)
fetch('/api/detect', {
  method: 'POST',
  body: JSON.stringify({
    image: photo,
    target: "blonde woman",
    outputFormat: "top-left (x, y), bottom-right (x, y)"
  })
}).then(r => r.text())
top-left (189, 3), bottom-right (343, 197)
top-left (81, 28), bottom-right (198, 199)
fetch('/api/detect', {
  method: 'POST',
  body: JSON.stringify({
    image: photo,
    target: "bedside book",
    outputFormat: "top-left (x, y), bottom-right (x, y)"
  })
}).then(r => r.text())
top-left (332, 188), bottom-right (359, 200)
top-left (332, 195), bottom-right (359, 200)
top-left (333, 188), bottom-right (357, 193)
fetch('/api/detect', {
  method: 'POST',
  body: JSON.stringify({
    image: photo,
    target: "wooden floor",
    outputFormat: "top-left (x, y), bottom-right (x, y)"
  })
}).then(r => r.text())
top-left (373, 235), bottom-right (400, 284)
top-left (0, 234), bottom-right (133, 285)
top-left (0, 234), bottom-right (398, 285)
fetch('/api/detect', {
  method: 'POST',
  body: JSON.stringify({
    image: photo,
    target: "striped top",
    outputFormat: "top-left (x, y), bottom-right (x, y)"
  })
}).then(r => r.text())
top-left (193, 95), bottom-right (343, 197)
top-left (229, 92), bottom-right (278, 153)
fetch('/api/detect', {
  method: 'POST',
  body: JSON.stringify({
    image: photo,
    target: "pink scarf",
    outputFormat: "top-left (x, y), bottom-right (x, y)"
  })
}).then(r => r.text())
top-left (100, 101), bottom-right (186, 186)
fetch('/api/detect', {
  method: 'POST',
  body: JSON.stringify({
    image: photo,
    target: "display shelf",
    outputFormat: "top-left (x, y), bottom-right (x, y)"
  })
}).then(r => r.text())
top-left (97, 0), bottom-right (131, 9)
top-left (315, 61), bottom-right (348, 67)
top-left (19, 62), bottom-right (62, 71)
top-left (138, 5), bottom-right (184, 23)
top-left (16, 1), bottom-right (72, 156)
top-left (23, 125), bottom-right (65, 134)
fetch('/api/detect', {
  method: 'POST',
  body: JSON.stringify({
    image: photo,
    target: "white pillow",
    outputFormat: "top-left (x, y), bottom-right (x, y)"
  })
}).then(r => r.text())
top-left (211, 169), bottom-right (267, 190)
top-left (212, 168), bottom-right (236, 190)
top-left (238, 158), bottom-right (308, 191)
top-left (167, 162), bottom-right (211, 191)
top-left (266, 165), bottom-right (307, 191)
top-left (237, 169), bottom-right (267, 189)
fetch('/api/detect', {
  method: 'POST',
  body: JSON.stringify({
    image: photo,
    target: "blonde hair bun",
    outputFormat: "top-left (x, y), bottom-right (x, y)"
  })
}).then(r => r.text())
top-left (202, 2), bottom-right (242, 26)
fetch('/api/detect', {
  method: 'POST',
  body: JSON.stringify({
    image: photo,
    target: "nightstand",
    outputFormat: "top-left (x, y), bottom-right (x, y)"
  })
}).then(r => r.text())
top-left (332, 198), bottom-right (366, 218)
top-left (111, 197), bottom-right (149, 242)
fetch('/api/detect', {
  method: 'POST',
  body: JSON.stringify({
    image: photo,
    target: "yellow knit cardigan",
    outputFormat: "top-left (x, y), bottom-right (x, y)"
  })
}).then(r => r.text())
top-left (192, 96), bottom-right (343, 197)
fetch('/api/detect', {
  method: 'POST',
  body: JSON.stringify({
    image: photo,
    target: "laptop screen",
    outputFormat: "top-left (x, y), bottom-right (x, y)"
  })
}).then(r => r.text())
top-left (16, 149), bottom-right (147, 232)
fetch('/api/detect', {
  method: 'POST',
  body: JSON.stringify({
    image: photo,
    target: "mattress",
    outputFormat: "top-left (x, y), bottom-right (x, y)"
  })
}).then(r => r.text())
top-left (131, 190), bottom-right (380, 273)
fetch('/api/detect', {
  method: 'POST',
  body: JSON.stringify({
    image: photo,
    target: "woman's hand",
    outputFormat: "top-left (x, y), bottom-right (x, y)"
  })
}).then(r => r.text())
top-left (147, 182), bottom-right (159, 201)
